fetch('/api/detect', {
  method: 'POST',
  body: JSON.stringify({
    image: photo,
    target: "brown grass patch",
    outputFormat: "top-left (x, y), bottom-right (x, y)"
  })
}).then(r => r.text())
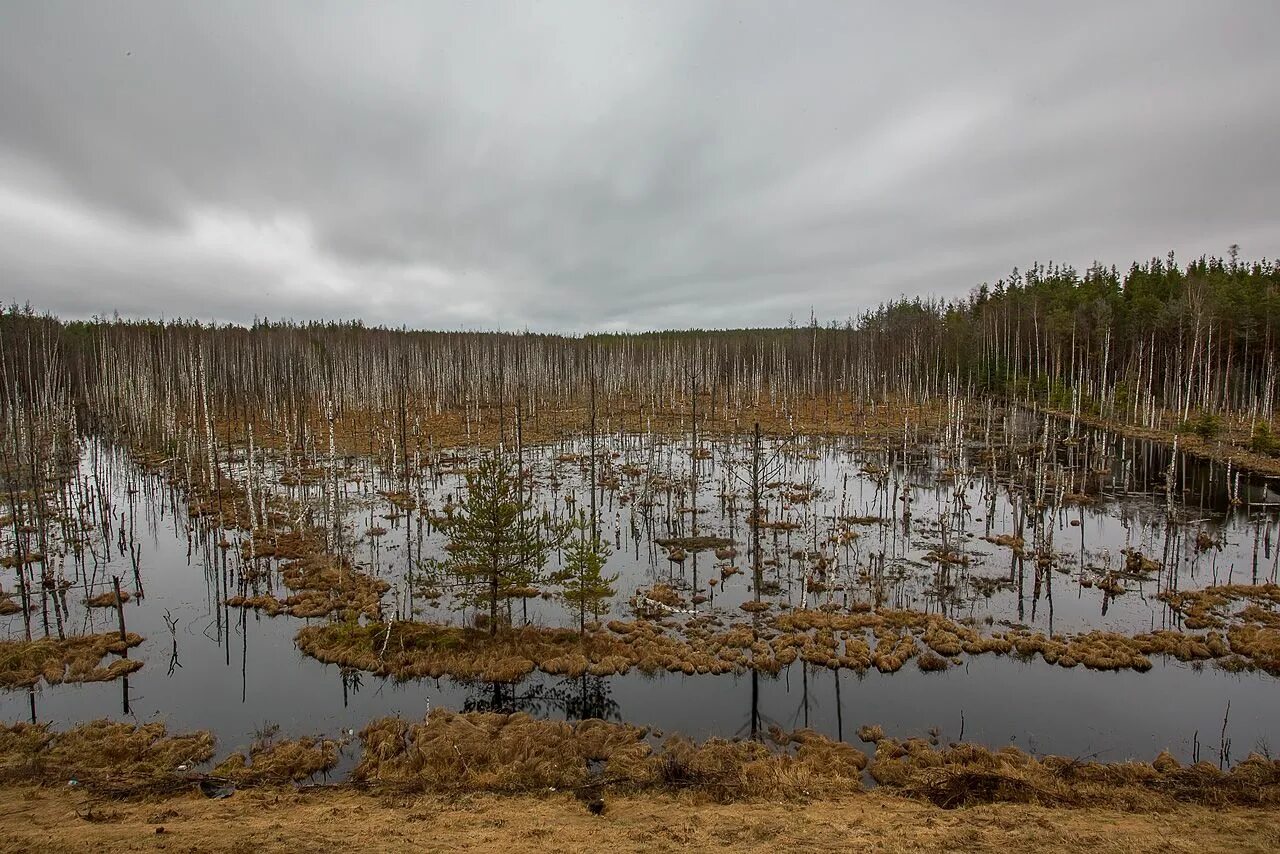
top-left (296, 620), bottom-right (746, 682)
top-left (297, 600), bottom-right (1280, 684)
top-left (1160, 583), bottom-right (1280, 629)
top-left (355, 710), bottom-right (862, 801)
top-left (228, 554), bottom-right (389, 620)
top-left (0, 633), bottom-right (143, 689)
top-left (656, 536), bottom-right (734, 552)
top-left (868, 736), bottom-right (1280, 809)
top-left (0, 720), bottom-right (214, 790)
top-left (3, 785), bottom-right (1279, 853)
top-left (213, 736), bottom-right (340, 784)
top-left (0, 588), bottom-right (24, 615)
top-left (86, 590), bottom-right (130, 608)
top-left (982, 533), bottom-right (1024, 553)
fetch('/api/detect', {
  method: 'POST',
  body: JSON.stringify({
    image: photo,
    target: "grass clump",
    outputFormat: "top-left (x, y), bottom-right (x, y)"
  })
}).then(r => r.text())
top-left (355, 711), bottom-right (648, 792)
top-left (868, 737), bottom-right (1280, 809)
top-left (915, 651), bottom-right (950, 672)
top-left (85, 590), bottom-right (130, 608)
top-left (0, 588), bottom-right (24, 616)
top-left (655, 536), bottom-right (734, 552)
top-left (213, 736), bottom-right (340, 783)
top-left (296, 619), bottom-right (745, 682)
top-left (0, 633), bottom-right (143, 689)
top-left (1160, 584), bottom-right (1280, 629)
top-left (0, 720), bottom-right (214, 789)
top-left (227, 553), bottom-right (389, 620)
top-left (299, 601), bottom-right (1280, 684)
top-left (354, 710), bottom-right (863, 801)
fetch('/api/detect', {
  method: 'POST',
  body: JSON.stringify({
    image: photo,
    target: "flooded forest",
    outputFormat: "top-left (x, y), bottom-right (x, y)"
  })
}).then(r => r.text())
top-left (4, 253), bottom-right (1280, 805)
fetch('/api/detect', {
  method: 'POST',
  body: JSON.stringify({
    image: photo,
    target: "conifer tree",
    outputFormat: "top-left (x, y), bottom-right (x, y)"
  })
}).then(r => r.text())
top-left (434, 453), bottom-right (558, 634)
top-left (556, 513), bottom-right (616, 634)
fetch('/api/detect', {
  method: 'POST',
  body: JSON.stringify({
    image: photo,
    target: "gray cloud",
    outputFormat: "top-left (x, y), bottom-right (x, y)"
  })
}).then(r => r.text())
top-left (2, 1), bottom-right (1278, 331)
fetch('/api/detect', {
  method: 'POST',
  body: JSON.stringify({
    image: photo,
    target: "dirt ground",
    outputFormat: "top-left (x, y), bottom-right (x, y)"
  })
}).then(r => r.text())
top-left (0, 784), bottom-right (1275, 854)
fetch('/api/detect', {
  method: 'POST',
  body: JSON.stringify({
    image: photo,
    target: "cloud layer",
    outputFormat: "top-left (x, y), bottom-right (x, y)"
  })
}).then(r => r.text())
top-left (2, 1), bottom-right (1278, 330)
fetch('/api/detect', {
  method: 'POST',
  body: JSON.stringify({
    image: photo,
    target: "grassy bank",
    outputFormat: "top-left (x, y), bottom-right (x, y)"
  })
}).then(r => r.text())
top-left (0, 784), bottom-right (1276, 854)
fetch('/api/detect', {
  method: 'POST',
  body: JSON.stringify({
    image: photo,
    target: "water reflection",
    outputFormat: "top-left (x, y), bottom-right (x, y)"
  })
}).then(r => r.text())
top-left (463, 675), bottom-right (619, 722)
top-left (2, 423), bottom-right (1280, 769)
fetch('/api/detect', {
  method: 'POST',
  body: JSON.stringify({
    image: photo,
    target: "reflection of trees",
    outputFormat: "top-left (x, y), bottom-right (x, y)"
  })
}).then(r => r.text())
top-left (462, 674), bottom-right (620, 721)
top-left (561, 674), bottom-right (620, 721)
top-left (340, 667), bottom-right (364, 707)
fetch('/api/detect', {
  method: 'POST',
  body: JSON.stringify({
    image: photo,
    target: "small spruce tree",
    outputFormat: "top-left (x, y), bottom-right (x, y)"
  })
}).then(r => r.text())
top-left (433, 453), bottom-right (559, 634)
top-left (557, 513), bottom-right (616, 634)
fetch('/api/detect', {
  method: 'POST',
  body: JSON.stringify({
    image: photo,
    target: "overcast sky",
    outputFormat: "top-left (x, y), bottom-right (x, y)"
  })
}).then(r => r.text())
top-left (2, 2), bottom-right (1277, 331)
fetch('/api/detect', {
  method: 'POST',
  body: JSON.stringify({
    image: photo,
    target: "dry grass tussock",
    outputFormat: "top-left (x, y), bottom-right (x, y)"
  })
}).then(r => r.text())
top-left (1160, 584), bottom-right (1280, 628)
top-left (296, 619), bottom-right (743, 682)
top-left (297, 600), bottom-right (1280, 682)
top-left (227, 554), bottom-right (389, 620)
top-left (85, 589), bottom-right (130, 608)
top-left (354, 710), bottom-right (863, 801)
top-left (655, 535), bottom-right (734, 552)
top-left (4, 715), bottom-right (1279, 820)
top-left (1158, 584), bottom-right (1280, 672)
top-left (0, 632), bottom-right (143, 689)
top-left (0, 587), bottom-right (25, 615)
top-left (775, 606), bottom-right (1277, 674)
top-left (0, 720), bottom-right (214, 789)
top-left (213, 737), bottom-right (341, 784)
top-left (866, 735), bottom-right (1280, 810)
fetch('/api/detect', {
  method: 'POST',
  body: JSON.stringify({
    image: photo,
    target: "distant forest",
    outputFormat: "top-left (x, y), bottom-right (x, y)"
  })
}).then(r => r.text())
top-left (3, 251), bottom-right (1279, 439)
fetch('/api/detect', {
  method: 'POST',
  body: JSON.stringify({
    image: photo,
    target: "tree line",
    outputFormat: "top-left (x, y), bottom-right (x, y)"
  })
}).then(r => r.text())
top-left (2, 249), bottom-right (1278, 457)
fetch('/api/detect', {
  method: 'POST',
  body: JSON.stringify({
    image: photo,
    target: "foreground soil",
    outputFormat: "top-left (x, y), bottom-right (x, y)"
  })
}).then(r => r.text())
top-left (0, 785), bottom-right (1275, 854)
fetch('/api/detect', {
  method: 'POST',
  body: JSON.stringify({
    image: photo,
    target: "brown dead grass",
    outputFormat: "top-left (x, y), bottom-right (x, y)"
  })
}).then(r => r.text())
top-left (355, 710), bottom-right (863, 801)
top-left (0, 721), bottom-right (214, 789)
top-left (3, 714), bottom-right (1280, 854)
top-left (85, 590), bottom-right (129, 608)
top-left (296, 620), bottom-right (744, 682)
top-left (197, 392), bottom-right (953, 462)
top-left (866, 735), bottom-right (1280, 810)
top-left (0, 633), bottom-right (143, 689)
top-left (0, 589), bottom-right (24, 616)
top-left (655, 536), bottom-right (734, 552)
top-left (212, 737), bottom-right (341, 784)
top-left (228, 554), bottom-right (389, 621)
top-left (4, 785), bottom-right (1278, 854)
top-left (1160, 584), bottom-right (1280, 629)
top-left (297, 602), bottom-right (1280, 682)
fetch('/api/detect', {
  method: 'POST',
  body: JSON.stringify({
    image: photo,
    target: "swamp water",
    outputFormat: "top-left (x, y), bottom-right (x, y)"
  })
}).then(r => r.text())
top-left (4, 422), bottom-right (1279, 776)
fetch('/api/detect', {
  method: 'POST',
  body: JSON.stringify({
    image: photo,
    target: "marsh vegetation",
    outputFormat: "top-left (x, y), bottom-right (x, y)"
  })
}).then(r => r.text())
top-left (2, 254), bottom-right (1280, 802)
